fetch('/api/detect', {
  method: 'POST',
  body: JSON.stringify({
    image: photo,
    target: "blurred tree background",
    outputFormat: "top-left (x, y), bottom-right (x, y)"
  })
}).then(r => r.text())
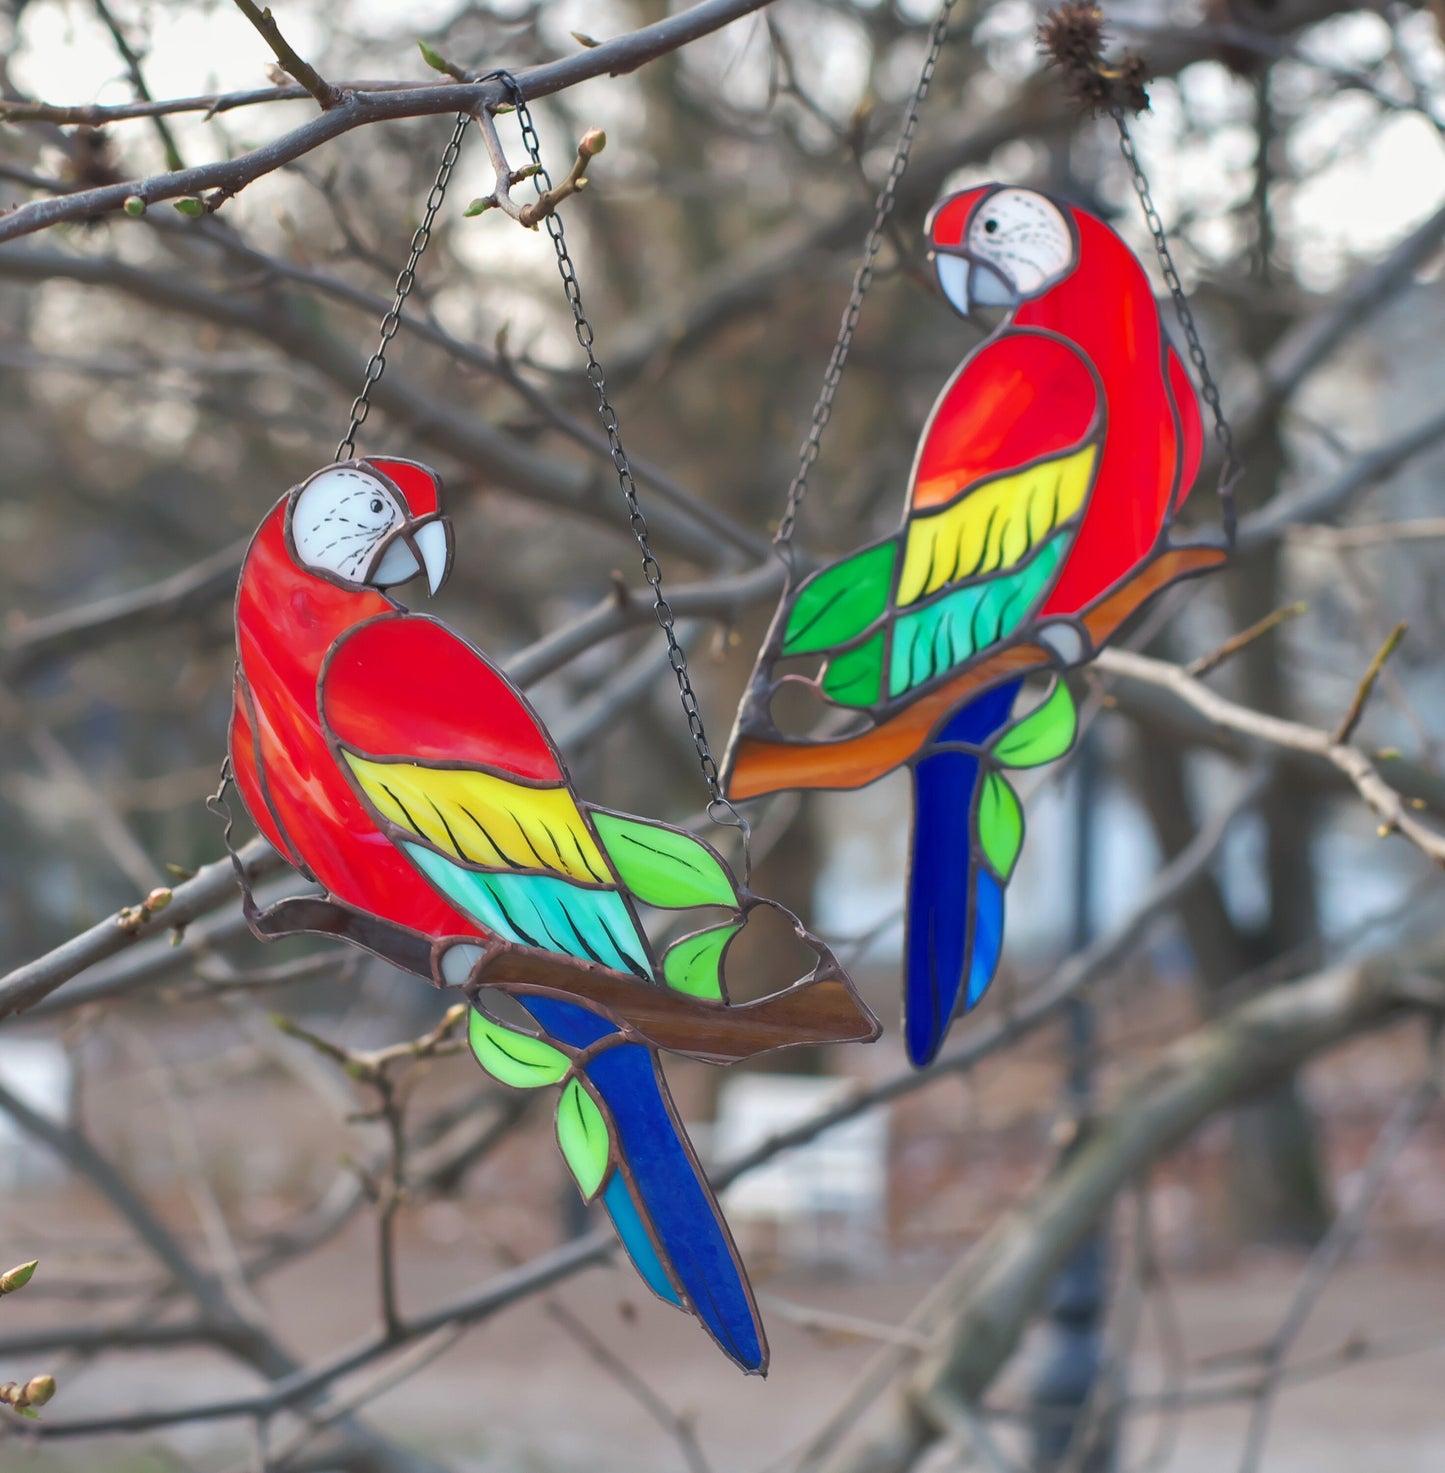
top-left (3, 0), bottom-right (1445, 1470)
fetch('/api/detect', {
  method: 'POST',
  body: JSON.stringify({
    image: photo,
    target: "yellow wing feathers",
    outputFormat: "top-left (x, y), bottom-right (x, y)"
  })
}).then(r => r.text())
top-left (898, 443), bottom-right (1097, 607)
top-left (343, 752), bottom-right (611, 884)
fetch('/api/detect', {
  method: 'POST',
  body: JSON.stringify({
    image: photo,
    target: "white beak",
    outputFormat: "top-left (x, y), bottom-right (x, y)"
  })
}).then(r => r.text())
top-left (414, 519), bottom-right (451, 597)
top-left (936, 254), bottom-right (970, 315)
top-left (369, 539), bottom-right (417, 588)
top-left (935, 253), bottom-right (1018, 316)
top-left (368, 518), bottom-right (453, 596)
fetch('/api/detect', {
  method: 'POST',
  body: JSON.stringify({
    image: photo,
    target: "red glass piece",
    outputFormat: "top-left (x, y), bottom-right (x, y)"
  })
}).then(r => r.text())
top-left (909, 333), bottom-right (1099, 512)
top-left (323, 616), bottom-right (561, 781)
top-left (367, 458), bottom-right (441, 517)
top-left (229, 673), bottom-right (300, 869)
top-left (1167, 344), bottom-right (1204, 509)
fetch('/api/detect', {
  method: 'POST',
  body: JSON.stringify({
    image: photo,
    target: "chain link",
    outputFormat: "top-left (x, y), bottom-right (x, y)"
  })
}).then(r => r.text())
top-left (487, 74), bottom-right (738, 824)
top-left (1113, 109), bottom-right (1240, 546)
top-left (335, 111), bottom-right (472, 462)
top-left (772, 0), bottom-right (958, 556)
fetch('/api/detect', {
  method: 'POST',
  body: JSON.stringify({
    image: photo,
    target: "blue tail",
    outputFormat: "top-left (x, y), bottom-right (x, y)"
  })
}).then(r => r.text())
top-left (522, 996), bottom-right (767, 1373)
top-left (904, 681), bottom-right (1020, 1067)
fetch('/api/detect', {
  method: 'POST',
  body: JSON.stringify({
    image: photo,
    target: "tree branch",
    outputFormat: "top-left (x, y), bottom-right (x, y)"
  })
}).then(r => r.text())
top-left (0, 837), bottom-right (282, 1021)
top-left (819, 953), bottom-right (1445, 1473)
top-left (231, 0), bottom-right (343, 110)
top-left (0, 0), bottom-right (778, 242)
top-left (1096, 648), bottom-right (1445, 867)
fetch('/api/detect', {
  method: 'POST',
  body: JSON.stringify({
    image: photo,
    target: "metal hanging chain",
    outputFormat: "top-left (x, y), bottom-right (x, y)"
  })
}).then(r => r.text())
top-left (1113, 108), bottom-right (1241, 547)
top-left (488, 73), bottom-right (738, 825)
top-left (773, 0), bottom-right (959, 557)
top-left (335, 111), bottom-right (472, 462)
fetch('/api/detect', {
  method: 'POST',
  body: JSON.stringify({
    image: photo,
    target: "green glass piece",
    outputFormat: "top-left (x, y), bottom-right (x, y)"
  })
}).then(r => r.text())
top-left (592, 811), bottom-right (739, 910)
top-left (991, 679), bottom-right (1077, 769)
top-left (782, 542), bottom-right (897, 655)
top-left (468, 1009), bottom-right (569, 1088)
top-left (556, 1078), bottom-right (611, 1200)
top-left (978, 772), bottom-right (1023, 880)
top-left (661, 922), bottom-right (741, 1000)
top-left (888, 533), bottom-right (1068, 699)
top-left (822, 631), bottom-right (885, 707)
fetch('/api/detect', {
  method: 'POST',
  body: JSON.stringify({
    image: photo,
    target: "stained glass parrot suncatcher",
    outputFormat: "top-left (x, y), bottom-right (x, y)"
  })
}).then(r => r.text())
top-left (227, 455), bottom-right (881, 1373)
top-left (721, 184), bottom-right (1229, 1068)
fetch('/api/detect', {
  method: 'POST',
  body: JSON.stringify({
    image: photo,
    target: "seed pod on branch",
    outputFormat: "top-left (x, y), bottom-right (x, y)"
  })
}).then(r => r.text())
top-left (1037, 2), bottom-right (1150, 116)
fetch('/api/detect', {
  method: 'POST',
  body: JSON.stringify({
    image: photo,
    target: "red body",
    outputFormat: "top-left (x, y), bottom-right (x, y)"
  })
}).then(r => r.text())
top-left (917, 192), bottom-right (1205, 616)
top-left (230, 499), bottom-right (486, 941)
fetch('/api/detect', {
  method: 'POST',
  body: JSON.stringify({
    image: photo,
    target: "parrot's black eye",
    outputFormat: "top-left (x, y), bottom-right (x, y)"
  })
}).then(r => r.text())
top-left (984, 218), bottom-right (999, 235)
top-left (369, 498), bottom-right (384, 514)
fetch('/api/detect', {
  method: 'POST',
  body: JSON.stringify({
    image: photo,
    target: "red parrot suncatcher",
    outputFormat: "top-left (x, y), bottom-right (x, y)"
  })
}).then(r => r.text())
top-left (228, 456), bottom-right (880, 1373)
top-left (721, 184), bottom-right (1228, 1068)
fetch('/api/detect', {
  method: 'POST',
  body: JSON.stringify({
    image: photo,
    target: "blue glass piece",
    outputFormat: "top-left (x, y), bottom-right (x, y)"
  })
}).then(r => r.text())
top-left (936, 679), bottom-right (1021, 745)
top-left (518, 996), bottom-right (763, 1371)
top-left (904, 681), bottom-right (1020, 1067)
top-left (405, 844), bottom-right (649, 976)
top-left (966, 870), bottom-right (1005, 1011)
top-left (602, 1173), bottom-right (681, 1306)
top-left (586, 1044), bottom-right (763, 1371)
top-left (523, 995), bottom-right (614, 1050)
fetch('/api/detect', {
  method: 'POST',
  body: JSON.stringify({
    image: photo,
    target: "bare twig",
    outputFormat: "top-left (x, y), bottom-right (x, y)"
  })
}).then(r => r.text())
top-left (230, 0), bottom-right (343, 109)
top-left (1185, 601), bottom-right (1308, 678)
top-left (269, 1005), bottom-right (468, 1341)
top-left (0, 0), bottom-right (776, 241)
top-left (1334, 621), bottom-right (1408, 745)
top-left (1234, 1060), bottom-right (1440, 1473)
top-left (468, 112), bottom-right (606, 227)
top-left (546, 1299), bottom-right (715, 1473)
top-left (0, 837), bottom-right (283, 1021)
top-left (1096, 649), bottom-right (1445, 866)
top-left (1287, 515), bottom-right (1445, 548)
top-left (92, 0), bottom-right (185, 169)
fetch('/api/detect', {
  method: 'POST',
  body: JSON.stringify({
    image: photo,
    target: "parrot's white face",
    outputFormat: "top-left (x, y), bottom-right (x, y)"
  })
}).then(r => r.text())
top-left (289, 465), bottom-right (450, 595)
top-left (934, 189), bottom-right (1075, 316)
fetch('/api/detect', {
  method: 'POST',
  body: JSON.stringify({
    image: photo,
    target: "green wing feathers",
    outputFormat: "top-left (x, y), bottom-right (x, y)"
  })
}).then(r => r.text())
top-left (781, 443), bottom-right (1097, 711)
top-left (782, 543), bottom-right (898, 655)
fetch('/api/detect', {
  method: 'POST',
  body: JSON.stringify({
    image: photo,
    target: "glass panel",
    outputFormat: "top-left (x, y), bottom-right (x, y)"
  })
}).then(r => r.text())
top-left (911, 332), bottom-right (1098, 512)
top-left (783, 542), bottom-right (896, 654)
top-left (978, 773), bottom-right (1023, 881)
top-left (556, 1078), bottom-right (611, 1200)
top-left (662, 922), bottom-right (741, 1000)
top-left (724, 185), bottom-right (1223, 1075)
top-left (590, 812), bottom-right (739, 910)
top-left (468, 1009), bottom-right (570, 1088)
top-left (991, 680), bottom-right (1078, 768)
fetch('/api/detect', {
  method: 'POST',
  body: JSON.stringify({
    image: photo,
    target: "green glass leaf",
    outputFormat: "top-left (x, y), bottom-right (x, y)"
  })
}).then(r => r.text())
top-left (556, 1078), bottom-right (611, 1200)
top-left (991, 680), bottom-right (1077, 769)
top-left (662, 922), bottom-right (741, 1000)
top-left (783, 543), bottom-right (896, 655)
top-left (822, 631), bottom-right (885, 707)
top-left (468, 1010), bottom-right (569, 1088)
top-left (978, 773), bottom-right (1023, 880)
top-left (592, 812), bottom-right (739, 910)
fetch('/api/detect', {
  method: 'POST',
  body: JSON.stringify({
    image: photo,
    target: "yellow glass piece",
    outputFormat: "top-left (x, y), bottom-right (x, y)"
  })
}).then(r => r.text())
top-left (343, 752), bottom-right (611, 883)
top-left (897, 443), bottom-right (1097, 606)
